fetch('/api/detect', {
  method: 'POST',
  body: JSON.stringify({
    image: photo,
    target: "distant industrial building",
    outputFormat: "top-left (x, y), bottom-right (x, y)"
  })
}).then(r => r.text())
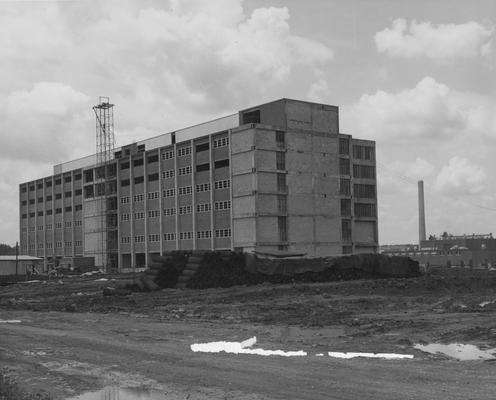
top-left (19, 99), bottom-right (378, 271)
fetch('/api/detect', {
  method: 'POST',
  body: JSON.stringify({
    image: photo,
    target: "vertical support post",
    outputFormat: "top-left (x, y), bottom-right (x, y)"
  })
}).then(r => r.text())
top-left (418, 180), bottom-right (426, 246)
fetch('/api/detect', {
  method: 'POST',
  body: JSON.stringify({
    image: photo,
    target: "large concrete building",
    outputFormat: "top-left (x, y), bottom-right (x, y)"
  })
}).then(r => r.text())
top-left (19, 99), bottom-right (378, 271)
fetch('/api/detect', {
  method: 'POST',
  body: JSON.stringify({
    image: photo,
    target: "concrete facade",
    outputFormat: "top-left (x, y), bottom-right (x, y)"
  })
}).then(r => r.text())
top-left (20, 99), bottom-right (378, 270)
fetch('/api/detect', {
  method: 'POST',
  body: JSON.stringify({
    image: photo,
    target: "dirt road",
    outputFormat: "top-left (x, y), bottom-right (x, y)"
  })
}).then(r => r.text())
top-left (1, 268), bottom-right (496, 399)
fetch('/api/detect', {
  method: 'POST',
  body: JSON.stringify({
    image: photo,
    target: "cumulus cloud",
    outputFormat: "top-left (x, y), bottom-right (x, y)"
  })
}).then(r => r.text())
top-left (435, 156), bottom-right (486, 195)
top-left (375, 18), bottom-right (493, 60)
top-left (346, 77), bottom-right (496, 143)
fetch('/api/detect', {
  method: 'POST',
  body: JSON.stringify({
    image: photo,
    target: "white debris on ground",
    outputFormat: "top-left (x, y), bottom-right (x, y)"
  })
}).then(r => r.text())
top-left (414, 343), bottom-right (496, 360)
top-left (94, 278), bottom-right (108, 282)
top-left (328, 352), bottom-right (414, 360)
top-left (191, 336), bottom-right (307, 357)
top-left (479, 299), bottom-right (496, 307)
top-left (0, 320), bottom-right (21, 323)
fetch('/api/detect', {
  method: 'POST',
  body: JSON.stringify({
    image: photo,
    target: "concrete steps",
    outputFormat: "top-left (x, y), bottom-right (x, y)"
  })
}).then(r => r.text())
top-left (175, 254), bottom-right (204, 289)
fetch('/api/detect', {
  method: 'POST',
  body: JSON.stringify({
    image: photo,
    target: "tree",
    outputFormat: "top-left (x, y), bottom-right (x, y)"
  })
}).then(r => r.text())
top-left (0, 243), bottom-right (16, 255)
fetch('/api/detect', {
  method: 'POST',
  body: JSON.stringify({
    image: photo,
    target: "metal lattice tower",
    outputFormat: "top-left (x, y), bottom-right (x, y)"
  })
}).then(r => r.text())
top-left (93, 97), bottom-right (117, 272)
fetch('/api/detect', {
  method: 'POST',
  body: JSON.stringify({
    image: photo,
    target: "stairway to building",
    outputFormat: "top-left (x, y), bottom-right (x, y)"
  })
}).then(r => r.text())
top-left (176, 255), bottom-right (203, 289)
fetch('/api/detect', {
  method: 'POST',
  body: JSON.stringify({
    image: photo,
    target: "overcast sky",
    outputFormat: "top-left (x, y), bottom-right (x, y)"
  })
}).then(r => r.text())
top-left (2, 0), bottom-right (495, 246)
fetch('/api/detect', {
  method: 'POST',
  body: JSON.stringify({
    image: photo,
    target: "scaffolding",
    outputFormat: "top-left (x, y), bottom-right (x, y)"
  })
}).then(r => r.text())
top-left (93, 97), bottom-right (118, 271)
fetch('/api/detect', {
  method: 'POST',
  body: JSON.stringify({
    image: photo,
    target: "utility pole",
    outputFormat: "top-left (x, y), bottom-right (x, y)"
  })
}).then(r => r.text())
top-left (15, 241), bottom-right (19, 276)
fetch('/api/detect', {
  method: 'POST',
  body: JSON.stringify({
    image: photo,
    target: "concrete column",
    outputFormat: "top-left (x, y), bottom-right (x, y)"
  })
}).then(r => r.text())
top-left (418, 180), bottom-right (426, 245)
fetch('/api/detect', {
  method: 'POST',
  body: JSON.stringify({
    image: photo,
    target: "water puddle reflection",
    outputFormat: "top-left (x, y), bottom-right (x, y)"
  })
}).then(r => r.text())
top-left (414, 343), bottom-right (496, 360)
top-left (67, 386), bottom-right (167, 400)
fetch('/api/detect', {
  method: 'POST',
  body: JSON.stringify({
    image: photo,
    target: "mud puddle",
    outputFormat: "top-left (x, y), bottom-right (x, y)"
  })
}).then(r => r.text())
top-left (67, 386), bottom-right (167, 400)
top-left (415, 343), bottom-right (496, 360)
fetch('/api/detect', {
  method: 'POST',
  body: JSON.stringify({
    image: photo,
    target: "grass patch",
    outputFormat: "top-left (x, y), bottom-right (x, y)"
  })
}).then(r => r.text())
top-left (0, 369), bottom-right (52, 400)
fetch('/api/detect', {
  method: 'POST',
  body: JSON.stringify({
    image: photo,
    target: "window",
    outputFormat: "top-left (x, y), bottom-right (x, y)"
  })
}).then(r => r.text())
top-left (121, 237), bottom-right (131, 244)
top-left (148, 209), bottom-right (160, 218)
top-left (133, 194), bottom-right (144, 202)
top-left (177, 146), bottom-right (191, 157)
top-left (339, 158), bottom-right (350, 175)
top-left (354, 203), bottom-right (376, 218)
top-left (343, 245), bottom-right (353, 254)
top-left (121, 179), bottom-right (130, 187)
top-left (164, 233), bottom-right (176, 241)
top-left (75, 205), bottom-right (82, 211)
top-left (147, 154), bottom-right (159, 164)
top-left (277, 174), bottom-right (286, 192)
top-left (37, 183), bottom-right (43, 189)
top-left (74, 189), bottom-right (82, 196)
top-left (339, 138), bottom-right (349, 155)
top-left (134, 235), bottom-right (145, 243)
top-left (162, 150), bottom-right (174, 160)
top-left (196, 142), bottom-right (210, 152)
top-left (46, 180), bottom-right (53, 188)
top-left (215, 228), bottom-right (231, 238)
top-left (37, 225), bottom-right (43, 230)
top-left (196, 163), bottom-right (210, 172)
top-left (75, 173), bottom-right (82, 181)
top-left (341, 220), bottom-right (352, 241)
top-left (46, 210), bottom-right (53, 216)
top-left (353, 145), bottom-right (375, 161)
top-left (213, 137), bottom-right (229, 148)
top-left (340, 199), bottom-right (351, 216)
top-left (75, 240), bottom-right (82, 247)
top-left (46, 242), bottom-right (53, 249)
top-left (179, 231), bottom-right (193, 240)
top-left (278, 217), bottom-right (287, 242)
top-left (54, 193), bottom-right (61, 200)
top-left (178, 186), bottom-right (192, 196)
top-left (21, 226), bottom-right (27, 232)
top-left (179, 205), bottom-right (192, 215)
top-left (45, 195), bottom-right (52, 202)
top-left (84, 170), bottom-right (93, 183)
top-left (197, 230), bottom-right (212, 239)
top-left (276, 152), bottom-right (285, 170)
top-left (133, 158), bottom-right (144, 167)
top-left (120, 214), bottom-right (130, 221)
top-left (162, 169), bottom-right (175, 179)
top-left (65, 206), bottom-right (72, 212)
top-left (178, 166), bottom-right (192, 175)
top-left (46, 224), bottom-right (52, 230)
top-left (138, 144), bottom-right (145, 153)
top-left (196, 182), bottom-right (211, 192)
top-left (214, 159), bottom-right (229, 169)
top-left (22, 214), bottom-right (27, 219)
top-left (55, 208), bottom-right (62, 214)
top-left (65, 221), bottom-right (72, 228)
top-left (134, 212), bottom-right (145, 220)
top-left (84, 185), bottom-right (94, 199)
top-left (353, 165), bottom-right (375, 179)
top-left (354, 184), bottom-right (375, 199)
top-left (242, 109), bottom-right (260, 124)
top-left (340, 179), bottom-right (350, 196)
top-left (64, 176), bottom-right (71, 183)
top-left (29, 212), bottom-right (35, 217)
top-left (28, 225), bottom-right (35, 231)
top-left (276, 131), bottom-right (285, 148)
top-left (29, 185), bottom-right (35, 191)
top-left (120, 162), bottom-right (130, 170)
top-left (55, 222), bottom-right (62, 229)
top-left (277, 196), bottom-right (287, 213)
top-left (21, 186), bottom-right (27, 193)
top-left (65, 191), bottom-right (72, 198)
top-left (163, 207), bottom-right (176, 216)
top-left (147, 191), bottom-right (159, 200)
top-left (38, 243), bottom-right (44, 249)
top-left (64, 241), bottom-right (72, 248)
top-left (196, 203), bottom-right (211, 213)
top-left (163, 188), bottom-right (175, 197)
top-left (74, 220), bottom-right (82, 226)
top-left (29, 199), bottom-right (35, 205)
top-left (214, 201), bottom-right (231, 210)
top-left (56, 241), bottom-right (62, 248)
top-left (148, 173), bottom-right (159, 182)
top-left (214, 179), bottom-right (230, 189)
top-left (120, 196), bottom-right (130, 204)
top-left (148, 234), bottom-right (160, 242)
top-left (134, 176), bottom-right (144, 185)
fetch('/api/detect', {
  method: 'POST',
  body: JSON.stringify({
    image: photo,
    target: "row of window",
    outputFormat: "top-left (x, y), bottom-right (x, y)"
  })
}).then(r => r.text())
top-left (22, 174), bottom-right (83, 192)
top-left (22, 220), bottom-right (83, 231)
top-left (121, 229), bottom-right (232, 244)
top-left (30, 240), bottom-right (83, 249)
top-left (21, 206), bottom-right (83, 219)
top-left (339, 159), bottom-right (376, 179)
top-left (119, 202), bottom-right (231, 221)
top-left (21, 190), bottom-right (83, 205)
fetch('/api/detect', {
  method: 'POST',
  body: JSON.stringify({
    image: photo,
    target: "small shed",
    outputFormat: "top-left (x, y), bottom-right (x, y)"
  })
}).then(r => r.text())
top-left (0, 255), bottom-right (43, 276)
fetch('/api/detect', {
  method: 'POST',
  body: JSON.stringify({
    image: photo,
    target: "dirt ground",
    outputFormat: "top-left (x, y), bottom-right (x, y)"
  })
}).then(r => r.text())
top-left (1, 267), bottom-right (496, 399)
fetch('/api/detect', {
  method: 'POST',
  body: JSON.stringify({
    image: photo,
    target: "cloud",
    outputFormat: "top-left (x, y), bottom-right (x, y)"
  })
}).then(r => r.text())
top-left (346, 77), bottom-right (496, 143)
top-left (435, 156), bottom-right (486, 195)
top-left (375, 18), bottom-right (493, 60)
top-left (377, 157), bottom-right (434, 195)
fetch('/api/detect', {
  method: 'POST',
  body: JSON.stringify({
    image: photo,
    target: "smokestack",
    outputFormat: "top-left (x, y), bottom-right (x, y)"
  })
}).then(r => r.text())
top-left (418, 180), bottom-right (426, 245)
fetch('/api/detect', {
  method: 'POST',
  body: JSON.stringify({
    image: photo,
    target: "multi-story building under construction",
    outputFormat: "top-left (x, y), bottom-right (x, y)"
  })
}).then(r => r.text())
top-left (19, 98), bottom-right (378, 271)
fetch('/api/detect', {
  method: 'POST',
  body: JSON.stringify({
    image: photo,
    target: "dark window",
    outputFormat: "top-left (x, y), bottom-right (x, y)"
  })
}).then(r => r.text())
top-left (276, 152), bottom-right (285, 170)
top-left (46, 210), bottom-right (53, 216)
top-left (148, 173), bottom-right (159, 182)
top-left (196, 142), bottom-right (210, 152)
top-left (242, 109), bottom-right (260, 124)
top-left (138, 144), bottom-right (145, 153)
top-left (342, 245), bottom-right (353, 254)
top-left (134, 176), bottom-right (144, 184)
top-left (38, 211), bottom-right (43, 217)
top-left (339, 158), bottom-right (350, 175)
top-left (55, 193), bottom-right (62, 200)
top-left (95, 166), bottom-right (105, 179)
top-left (133, 158), bottom-right (144, 167)
top-left (55, 208), bottom-right (62, 214)
top-left (74, 189), bottom-right (82, 196)
top-left (340, 199), bottom-right (351, 216)
top-left (196, 163), bottom-right (210, 172)
top-left (353, 165), bottom-right (375, 179)
top-left (46, 195), bottom-right (52, 202)
top-left (354, 203), bottom-right (376, 218)
top-left (29, 185), bottom-right (35, 191)
top-left (65, 206), bottom-right (72, 212)
top-left (121, 179), bottom-right (130, 187)
top-left (339, 138), bottom-right (349, 155)
top-left (64, 176), bottom-right (71, 183)
top-left (37, 183), bottom-right (43, 189)
top-left (120, 162), bottom-right (130, 170)
top-left (29, 199), bottom-right (35, 205)
top-left (29, 212), bottom-right (35, 217)
top-left (84, 170), bottom-right (93, 183)
top-left (277, 173), bottom-right (286, 192)
top-left (38, 197), bottom-right (43, 203)
top-left (65, 191), bottom-right (72, 198)
top-left (107, 163), bottom-right (117, 178)
top-left (55, 178), bottom-right (61, 185)
top-left (95, 182), bottom-right (105, 196)
top-left (276, 131), bottom-right (285, 148)
top-left (342, 220), bottom-right (352, 241)
top-left (114, 150), bottom-right (122, 159)
top-left (340, 179), bottom-right (350, 196)
top-left (354, 184), bottom-right (375, 199)
top-left (46, 181), bottom-right (52, 188)
top-left (277, 195), bottom-right (287, 213)
top-left (214, 159), bottom-right (229, 169)
top-left (147, 154), bottom-right (158, 164)
top-left (74, 174), bottom-right (82, 181)
top-left (21, 200), bottom-right (27, 206)
top-left (21, 187), bottom-right (27, 193)
top-left (22, 214), bottom-right (27, 219)
top-left (278, 217), bottom-right (287, 242)
top-left (84, 185), bottom-right (94, 199)
top-left (75, 204), bottom-right (82, 211)
top-left (124, 148), bottom-right (130, 156)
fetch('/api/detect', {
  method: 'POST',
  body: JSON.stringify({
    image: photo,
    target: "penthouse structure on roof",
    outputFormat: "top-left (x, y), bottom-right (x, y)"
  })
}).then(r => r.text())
top-left (19, 98), bottom-right (378, 272)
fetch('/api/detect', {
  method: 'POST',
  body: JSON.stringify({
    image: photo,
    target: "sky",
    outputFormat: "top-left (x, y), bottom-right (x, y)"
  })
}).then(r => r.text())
top-left (1, 0), bottom-right (495, 246)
